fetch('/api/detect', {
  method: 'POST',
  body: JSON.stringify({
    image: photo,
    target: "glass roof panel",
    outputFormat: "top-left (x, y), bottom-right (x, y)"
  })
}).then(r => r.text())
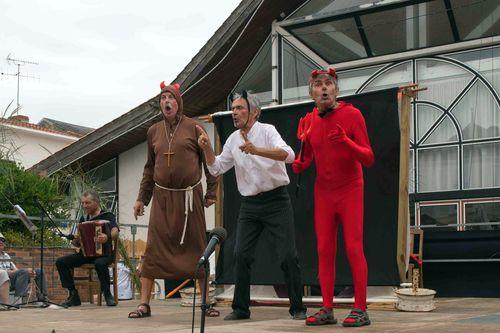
top-left (232, 36), bottom-right (273, 105)
top-left (282, 41), bottom-right (319, 103)
top-left (289, 17), bottom-right (366, 63)
top-left (451, 0), bottom-right (500, 41)
top-left (288, 0), bottom-right (377, 20)
top-left (361, 1), bottom-right (454, 57)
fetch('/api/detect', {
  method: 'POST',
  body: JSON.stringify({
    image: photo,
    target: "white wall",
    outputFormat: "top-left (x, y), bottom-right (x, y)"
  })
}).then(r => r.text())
top-left (1, 124), bottom-right (78, 169)
top-left (118, 122), bottom-right (217, 244)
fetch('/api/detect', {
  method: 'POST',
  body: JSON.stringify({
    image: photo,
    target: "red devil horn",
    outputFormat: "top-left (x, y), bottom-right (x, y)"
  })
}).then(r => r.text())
top-left (160, 81), bottom-right (167, 90)
top-left (172, 83), bottom-right (180, 91)
top-left (328, 67), bottom-right (337, 78)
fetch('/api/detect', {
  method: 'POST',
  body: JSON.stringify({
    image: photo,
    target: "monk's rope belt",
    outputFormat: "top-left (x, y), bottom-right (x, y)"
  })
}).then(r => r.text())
top-left (155, 178), bottom-right (202, 245)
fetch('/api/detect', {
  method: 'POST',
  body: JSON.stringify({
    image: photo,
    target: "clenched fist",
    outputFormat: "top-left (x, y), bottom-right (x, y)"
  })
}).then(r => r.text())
top-left (292, 159), bottom-right (308, 174)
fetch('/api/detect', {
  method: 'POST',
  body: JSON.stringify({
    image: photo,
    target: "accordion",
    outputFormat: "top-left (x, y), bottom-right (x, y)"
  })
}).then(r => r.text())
top-left (77, 220), bottom-right (112, 257)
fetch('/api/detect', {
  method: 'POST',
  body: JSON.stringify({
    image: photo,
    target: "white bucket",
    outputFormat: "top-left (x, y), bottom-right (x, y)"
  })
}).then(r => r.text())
top-left (394, 288), bottom-right (436, 312)
top-left (179, 286), bottom-right (216, 307)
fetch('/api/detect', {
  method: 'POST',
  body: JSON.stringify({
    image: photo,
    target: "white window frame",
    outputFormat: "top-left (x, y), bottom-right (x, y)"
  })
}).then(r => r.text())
top-left (462, 197), bottom-right (500, 230)
top-left (416, 200), bottom-right (462, 231)
top-left (416, 144), bottom-right (460, 193)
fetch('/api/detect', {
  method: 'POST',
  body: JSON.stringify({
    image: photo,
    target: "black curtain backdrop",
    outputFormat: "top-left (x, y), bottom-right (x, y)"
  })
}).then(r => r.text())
top-left (214, 88), bottom-right (401, 286)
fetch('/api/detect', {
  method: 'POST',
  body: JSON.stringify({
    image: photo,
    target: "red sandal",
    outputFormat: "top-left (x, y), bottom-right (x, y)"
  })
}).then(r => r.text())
top-left (305, 307), bottom-right (337, 326)
top-left (342, 308), bottom-right (371, 327)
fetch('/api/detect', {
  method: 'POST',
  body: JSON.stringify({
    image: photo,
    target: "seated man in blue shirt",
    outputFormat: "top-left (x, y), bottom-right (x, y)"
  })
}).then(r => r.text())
top-left (0, 232), bottom-right (48, 305)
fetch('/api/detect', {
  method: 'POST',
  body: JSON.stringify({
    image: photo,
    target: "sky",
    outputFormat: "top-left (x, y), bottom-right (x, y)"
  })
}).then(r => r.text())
top-left (0, 0), bottom-right (240, 129)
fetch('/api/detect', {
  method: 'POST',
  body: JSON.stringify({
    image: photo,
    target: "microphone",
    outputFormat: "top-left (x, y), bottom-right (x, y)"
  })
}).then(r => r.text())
top-left (197, 227), bottom-right (227, 268)
top-left (13, 205), bottom-right (38, 234)
top-left (59, 233), bottom-right (75, 240)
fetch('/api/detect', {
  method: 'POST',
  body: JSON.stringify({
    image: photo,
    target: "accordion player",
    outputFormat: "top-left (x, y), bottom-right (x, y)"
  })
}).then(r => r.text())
top-left (77, 220), bottom-right (112, 257)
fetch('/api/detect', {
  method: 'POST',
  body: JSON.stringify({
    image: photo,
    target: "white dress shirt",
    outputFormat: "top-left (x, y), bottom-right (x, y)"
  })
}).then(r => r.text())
top-left (207, 121), bottom-right (295, 196)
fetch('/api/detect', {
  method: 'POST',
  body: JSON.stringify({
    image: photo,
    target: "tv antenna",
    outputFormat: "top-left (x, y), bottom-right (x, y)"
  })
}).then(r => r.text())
top-left (1, 53), bottom-right (39, 112)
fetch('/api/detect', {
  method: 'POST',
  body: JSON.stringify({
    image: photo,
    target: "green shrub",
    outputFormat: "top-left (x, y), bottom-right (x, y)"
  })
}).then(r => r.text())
top-left (0, 159), bottom-right (69, 246)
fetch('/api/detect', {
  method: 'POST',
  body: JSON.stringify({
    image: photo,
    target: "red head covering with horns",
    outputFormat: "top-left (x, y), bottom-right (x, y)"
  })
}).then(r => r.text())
top-left (309, 67), bottom-right (337, 83)
top-left (159, 81), bottom-right (183, 115)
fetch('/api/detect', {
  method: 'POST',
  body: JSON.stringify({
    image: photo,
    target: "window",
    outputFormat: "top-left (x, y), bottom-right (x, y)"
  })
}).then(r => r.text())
top-left (416, 59), bottom-right (474, 109)
top-left (361, 2), bottom-right (453, 56)
top-left (452, 0), bottom-right (500, 41)
top-left (361, 61), bottom-right (413, 92)
top-left (100, 194), bottom-right (118, 215)
top-left (463, 141), bottom-right (500, 189)
top-left (417, 104), bottom-right (445, 142)
top-left (337, 65), bottom-right (384, 96)
top-left (464, 200), bottom-right (500, 231)
top-left (356, 53), bottom-right (499, 193)
top-left (418, 203), bottom-right (459, 231)
top-left (231, 36), bottom-right (272, 106)
top-left (282, 41), bottom-right (319, 103)
top-left (284, 0), bottom-right (467, 64)
top-left (417, 104), bottom-right (459, 145)
top-left (289, 18), bottom-right (366, 64)
top-left (417, 198), bottom-right (500, 233)
top-left (288, 0), bottom-right (374, 20)
top-left (417, 146), bottom-right (459, 192)
top-left (451, 80), bottom-right (499, 141)
top-left (276, 4), bottom-right (499, 193)
top-left (87, 159), bottom-right (117, 193)
top-left (446, 46), bottom-right (500, 92)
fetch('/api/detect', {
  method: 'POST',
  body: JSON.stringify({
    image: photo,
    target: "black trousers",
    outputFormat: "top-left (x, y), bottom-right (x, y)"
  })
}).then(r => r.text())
top-left (232, 186), bottom-right (306, 316)
top-left (56, 252), bottom-right (112, 293)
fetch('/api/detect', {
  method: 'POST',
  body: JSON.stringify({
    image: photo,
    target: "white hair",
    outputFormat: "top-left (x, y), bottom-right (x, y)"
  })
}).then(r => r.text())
top-left (232, 91), bottom-right (261, 119)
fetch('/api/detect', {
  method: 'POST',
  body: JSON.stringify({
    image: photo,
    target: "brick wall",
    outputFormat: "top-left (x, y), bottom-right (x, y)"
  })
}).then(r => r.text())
top-left (5, 246), bottom-right (101, 303)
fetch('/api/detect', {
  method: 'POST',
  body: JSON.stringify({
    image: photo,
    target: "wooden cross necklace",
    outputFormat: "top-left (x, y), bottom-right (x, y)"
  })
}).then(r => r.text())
top-left (163, 117), bottom-right (182, 167)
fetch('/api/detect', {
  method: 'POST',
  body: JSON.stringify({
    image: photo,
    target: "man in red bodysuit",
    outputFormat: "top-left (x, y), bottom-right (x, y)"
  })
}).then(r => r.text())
top-left (292, 68), bottom-right (374, 327)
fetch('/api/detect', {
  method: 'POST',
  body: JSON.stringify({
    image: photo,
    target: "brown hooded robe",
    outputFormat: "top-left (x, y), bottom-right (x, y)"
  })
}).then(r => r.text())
top-left (137, 85), bottom-right (218, 279)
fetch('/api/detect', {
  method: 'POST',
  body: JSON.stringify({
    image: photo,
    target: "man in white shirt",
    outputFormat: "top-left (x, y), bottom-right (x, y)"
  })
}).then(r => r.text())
top-left (197, 91), bottom-right (307, 321)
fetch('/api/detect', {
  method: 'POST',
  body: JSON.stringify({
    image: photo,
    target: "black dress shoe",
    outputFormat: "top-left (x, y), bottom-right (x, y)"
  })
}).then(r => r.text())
top-left (224, 311), bottom-right (250, 320)
top-left (62, 290), bottom-right (81, 307)
top-left (103, 291), bottom-right (116, 306)
top-left (291, 310), bottom-right (307, 320)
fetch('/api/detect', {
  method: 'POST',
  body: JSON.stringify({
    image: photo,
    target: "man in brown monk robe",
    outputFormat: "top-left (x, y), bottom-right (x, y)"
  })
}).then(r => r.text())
top-left (128, 81), bottom-right (218, 318)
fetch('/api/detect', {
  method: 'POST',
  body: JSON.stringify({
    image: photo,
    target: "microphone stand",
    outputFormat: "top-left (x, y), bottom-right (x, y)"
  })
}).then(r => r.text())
top-left (0, 301), bottom-right (19, 310)
top-left (18, 200), bottom-right (66, 308)
top-left (199, 260), bottom-right (210, 333)
top-left (34, 199), bottom-right (68, 240)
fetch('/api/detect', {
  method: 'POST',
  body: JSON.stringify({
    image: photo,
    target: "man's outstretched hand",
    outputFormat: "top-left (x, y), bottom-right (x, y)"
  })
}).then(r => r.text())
top-left (196, 125), bottom-right (211, 150)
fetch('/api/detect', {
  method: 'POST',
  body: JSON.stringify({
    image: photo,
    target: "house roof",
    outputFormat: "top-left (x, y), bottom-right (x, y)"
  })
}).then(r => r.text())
top-left (38, 118), bottom-right (94, 137)
top-left (30, 0), bottom-right (307, 175)
top-left (0, 118), bottom-right (83, 139)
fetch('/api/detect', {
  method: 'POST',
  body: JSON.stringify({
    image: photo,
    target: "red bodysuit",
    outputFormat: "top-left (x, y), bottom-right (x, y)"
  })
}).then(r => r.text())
top-left (293, 101), bottom-right (374, 311)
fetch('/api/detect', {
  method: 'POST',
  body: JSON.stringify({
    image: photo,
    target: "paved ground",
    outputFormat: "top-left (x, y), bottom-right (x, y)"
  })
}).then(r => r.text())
top-left (1, 298), bottom-right (499, 333)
